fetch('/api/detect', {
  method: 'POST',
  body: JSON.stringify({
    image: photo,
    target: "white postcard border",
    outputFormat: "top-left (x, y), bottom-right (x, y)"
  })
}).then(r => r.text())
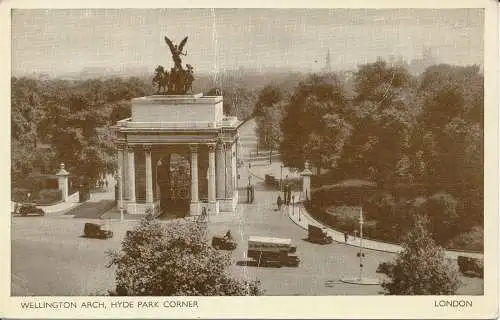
top-left (0, 0), bottom-right (497, 319)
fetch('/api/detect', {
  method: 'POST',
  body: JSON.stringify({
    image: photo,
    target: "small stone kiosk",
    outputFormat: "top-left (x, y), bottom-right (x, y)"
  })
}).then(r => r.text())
top-left (113, 35), bottom-right (241, 217)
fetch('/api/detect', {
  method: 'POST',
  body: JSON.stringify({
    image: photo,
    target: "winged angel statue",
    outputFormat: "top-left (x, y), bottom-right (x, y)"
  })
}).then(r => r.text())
top-left (152, 35), bottom-right (194, 95)
top-left (164, 35), bottom-right (188, 70)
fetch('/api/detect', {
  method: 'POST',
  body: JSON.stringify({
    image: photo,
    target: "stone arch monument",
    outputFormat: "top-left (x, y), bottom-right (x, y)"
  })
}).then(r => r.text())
top-left (114, 94), bottom-right (240, 217)
top-left (113, 35), bottom-right (241, 217)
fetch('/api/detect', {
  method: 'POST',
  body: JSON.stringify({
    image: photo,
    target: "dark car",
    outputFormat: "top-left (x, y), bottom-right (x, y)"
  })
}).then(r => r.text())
top-left (457, 256), bottom-right (484, 278)
top-left (376, 262), bottom-right (394, 276)
top-left (211, 236), bottom-right (237, 251)
top-left (83, 223), bottom-right (113, 239)
top-left (307, 224), bottom-right (333, 244)
top-left (18, 203), bottom-right (45, 216)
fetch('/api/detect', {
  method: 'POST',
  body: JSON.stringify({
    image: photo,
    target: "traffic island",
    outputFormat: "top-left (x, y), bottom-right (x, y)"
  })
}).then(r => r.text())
top-left (340, 277), bottom-right (381, 285)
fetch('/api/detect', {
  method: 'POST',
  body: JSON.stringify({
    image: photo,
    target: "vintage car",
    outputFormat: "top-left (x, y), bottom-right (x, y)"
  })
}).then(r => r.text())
top-left (211, 235), bottom-right (237, 251)
top-left (457, 256), bottom-right (484, 278)
top-left (18, 203), bottom-right (45, 216)
top-left (376, 261), bottom-right (395, 276)
top-left (83, 222), bottom-right (113, 239)
top-left (307, 224), bottom-right (333, 244)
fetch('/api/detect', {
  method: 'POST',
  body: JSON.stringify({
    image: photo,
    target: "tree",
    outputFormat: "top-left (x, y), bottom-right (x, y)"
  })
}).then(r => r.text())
top-left (341, 59), bottom-right (416, 183)
top-left (107, 212), bottom-right (263, 296)
top-left (280, 74), bottom-right (351, 171)
top-left (254, 84), bottom-right (282, 116)
top-left (412, 65), bottom-right (483, 227)
top-left (256, 103), bottom-right (283, 150)
top-left (381, 215), bottom-right (461, 295)
top-left (418, 193), bottom-right (459, 244)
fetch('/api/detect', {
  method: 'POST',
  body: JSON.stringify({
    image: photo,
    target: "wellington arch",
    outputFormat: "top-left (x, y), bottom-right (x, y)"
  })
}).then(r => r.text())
top-left (113, 94), bottom-right (241, 217)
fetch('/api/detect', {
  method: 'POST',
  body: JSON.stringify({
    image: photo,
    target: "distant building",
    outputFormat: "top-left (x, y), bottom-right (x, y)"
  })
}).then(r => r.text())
top-left (409, 47), bottom-right (437, 75)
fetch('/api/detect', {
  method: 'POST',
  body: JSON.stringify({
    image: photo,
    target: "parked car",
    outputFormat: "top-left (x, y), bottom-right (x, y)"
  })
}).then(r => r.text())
top-left (18, 203), bottom-right (45, 216)
top-left (83, 223), bottom-right (113, 239)
top-left (457, 256), bottom-right (484, 278)
top-left (212, 235), bottom-right (237, 251)
top-left (307, 224), bottom-right (333, 244)
top-left (376, 261), bottom-right (394, 276)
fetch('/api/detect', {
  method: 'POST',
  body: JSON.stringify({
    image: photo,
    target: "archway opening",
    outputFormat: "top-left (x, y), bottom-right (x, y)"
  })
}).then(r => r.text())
top-left (156, 153), bottom-right (191, 218)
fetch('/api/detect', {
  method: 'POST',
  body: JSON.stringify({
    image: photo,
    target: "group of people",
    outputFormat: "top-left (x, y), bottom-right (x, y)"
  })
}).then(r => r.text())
top-left (276, 183), bottom-right (294, 211)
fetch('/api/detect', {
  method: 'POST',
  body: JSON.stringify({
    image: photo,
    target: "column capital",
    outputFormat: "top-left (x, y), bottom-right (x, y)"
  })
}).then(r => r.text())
top-left (143, 144), bottom-right (152, 152)
top-left (189, 144), bottom-right (198, 153)
top-left (126, 145), bottom-right (137, 152)
top-left (207, 143), bottom-right (216, 152)
top-left (223, 141), bottom-right (233, 149)
top-left (116, 142), bottom-right (126, 151)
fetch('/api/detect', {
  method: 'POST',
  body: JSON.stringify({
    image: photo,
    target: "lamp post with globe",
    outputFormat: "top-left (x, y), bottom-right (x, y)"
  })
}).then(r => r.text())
top-left (340, 206), bottom-right (380, 285)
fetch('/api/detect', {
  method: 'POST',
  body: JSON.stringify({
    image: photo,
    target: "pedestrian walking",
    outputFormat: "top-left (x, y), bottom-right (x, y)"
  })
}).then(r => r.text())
top-left (247, 185), bottom-right (252, 203)
top-left (344, 232), bottom-right (348, 243)
top-left (277, 195), bottom-right (282, 211)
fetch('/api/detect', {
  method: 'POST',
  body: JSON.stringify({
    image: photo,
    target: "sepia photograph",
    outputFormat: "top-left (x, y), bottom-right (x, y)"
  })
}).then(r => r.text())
top-left (2, 1), bottom-right (498, 319)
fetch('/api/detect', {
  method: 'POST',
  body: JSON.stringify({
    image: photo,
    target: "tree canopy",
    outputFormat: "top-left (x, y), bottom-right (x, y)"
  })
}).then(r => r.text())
top-left (381, 215), bottom-right (461, 295)
top-left (11, 76), bottom-right (150, 187)
top-left (255, 60), bottom-right (483, 250)
top-left (107, 212), bottom-right (263, 296)
top-left (280, 74), bottom-right (351, 170)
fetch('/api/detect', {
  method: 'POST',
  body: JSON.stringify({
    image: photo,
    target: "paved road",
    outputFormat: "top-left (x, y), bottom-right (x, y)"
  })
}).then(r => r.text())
top-left (10, 118), bottom-right (483, 296)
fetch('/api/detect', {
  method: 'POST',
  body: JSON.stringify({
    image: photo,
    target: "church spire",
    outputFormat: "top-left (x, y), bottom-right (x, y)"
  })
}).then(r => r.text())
top-left (323, 49), bottom-right (332, 73)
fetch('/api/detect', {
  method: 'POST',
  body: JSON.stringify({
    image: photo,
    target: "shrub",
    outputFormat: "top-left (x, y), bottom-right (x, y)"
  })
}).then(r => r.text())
top-left (34, 189), bottom-right (62, 205)
top-left (12, 188), bottom-right (31, 202)
top-left (382, 215), bottom-right (461, 295)
top-left (107, 211), bottom-right (264, 296)
top-left (447, 226), bottom-right (484, 252)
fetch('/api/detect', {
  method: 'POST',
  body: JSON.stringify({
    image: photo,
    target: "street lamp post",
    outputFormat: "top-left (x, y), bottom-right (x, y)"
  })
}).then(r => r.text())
top-left (298, 194), bottom-right (301, 221)
top-left (339, 206), bottom-right (379, 285)
top-left (358, 207), bottom-right (364, 281)
top-left (269, 140), bottom-right (272, 165)
top-left (280, 164), bottom-right (283, 191)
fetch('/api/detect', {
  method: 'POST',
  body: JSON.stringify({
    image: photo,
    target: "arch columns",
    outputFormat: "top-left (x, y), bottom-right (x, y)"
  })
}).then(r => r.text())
top-left (144, 144), bottom-right (154, 212)
top-left (189, 144), bottom-right (200, 215)
top-left (127, 146), bottom-right (136, 202)
top-left (224, 142), bottom-right (233, 198)
top-left (207, 143), bottom-right (219, 215)
top-left (216, 142), bottom-right (226, 199)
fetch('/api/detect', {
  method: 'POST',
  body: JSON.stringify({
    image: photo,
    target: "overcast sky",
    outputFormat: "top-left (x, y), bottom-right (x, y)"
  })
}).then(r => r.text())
top-left (11, 8), bottom-right (484, 76)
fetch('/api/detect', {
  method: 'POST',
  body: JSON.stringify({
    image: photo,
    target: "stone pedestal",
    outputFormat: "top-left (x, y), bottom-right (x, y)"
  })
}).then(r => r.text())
top-left (301, 161), bottom-right (313, 201)
top-left (56, 163), bottom-right (69, 202)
